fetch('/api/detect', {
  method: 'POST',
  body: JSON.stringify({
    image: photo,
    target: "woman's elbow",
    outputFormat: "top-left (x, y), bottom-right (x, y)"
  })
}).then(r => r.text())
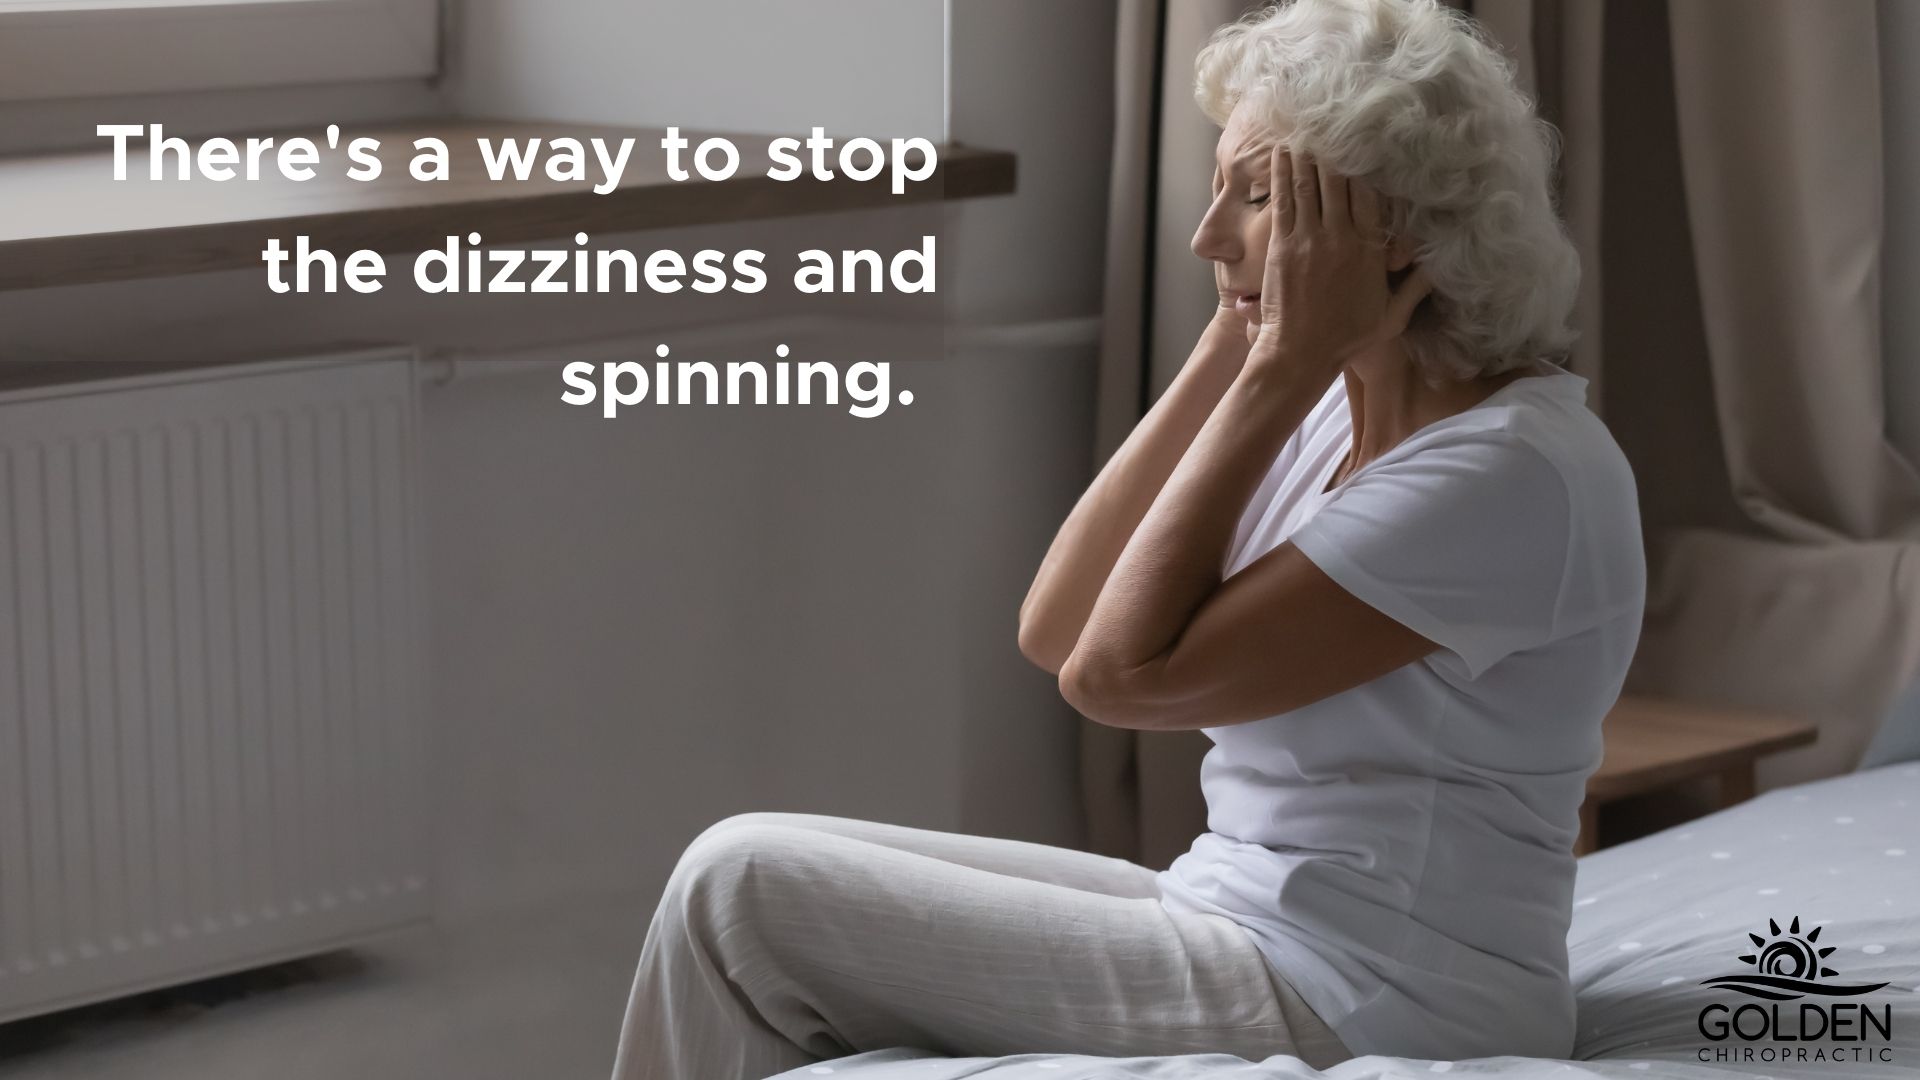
top-left (1016, 612), bottom-right (1072, 676)
top-left (1057, 652), bottom-right (1161, 730)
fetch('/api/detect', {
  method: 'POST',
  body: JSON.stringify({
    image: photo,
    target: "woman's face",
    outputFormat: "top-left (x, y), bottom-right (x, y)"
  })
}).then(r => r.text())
top-left (1193, 100), bottom-right (1290, 346)
top-left (1194, 100), bottom-right (1414, 347)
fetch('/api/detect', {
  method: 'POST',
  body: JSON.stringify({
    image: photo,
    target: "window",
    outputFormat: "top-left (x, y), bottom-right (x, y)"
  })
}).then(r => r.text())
top-left (0, 0), bottom-right (440, 102)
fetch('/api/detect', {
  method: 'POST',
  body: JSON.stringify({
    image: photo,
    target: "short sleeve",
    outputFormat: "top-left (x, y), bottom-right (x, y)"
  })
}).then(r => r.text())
top-left (1286, 432), bottom-right (1573, 678)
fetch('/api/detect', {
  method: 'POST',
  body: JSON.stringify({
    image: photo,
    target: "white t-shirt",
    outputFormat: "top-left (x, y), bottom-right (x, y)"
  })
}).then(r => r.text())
top-left (1154, 367), bottom-right (1646, 1062)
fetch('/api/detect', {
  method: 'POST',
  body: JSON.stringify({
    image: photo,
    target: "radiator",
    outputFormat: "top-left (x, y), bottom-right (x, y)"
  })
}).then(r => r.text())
top-left (0, 352), bottom-right (430, 1023)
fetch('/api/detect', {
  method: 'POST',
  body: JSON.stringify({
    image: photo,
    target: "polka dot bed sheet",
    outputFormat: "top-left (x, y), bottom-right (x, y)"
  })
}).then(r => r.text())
top-left (771, 763), bottom-right (1918, 1080)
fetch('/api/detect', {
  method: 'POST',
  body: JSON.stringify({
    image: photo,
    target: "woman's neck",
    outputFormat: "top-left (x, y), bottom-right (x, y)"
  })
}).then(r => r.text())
top-left (1340, 345), bottom-right (1547, 469)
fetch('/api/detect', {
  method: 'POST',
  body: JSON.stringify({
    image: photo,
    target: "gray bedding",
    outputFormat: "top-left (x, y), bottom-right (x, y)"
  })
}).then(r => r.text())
top-left (772, 763), bottom-right (1919, 1080)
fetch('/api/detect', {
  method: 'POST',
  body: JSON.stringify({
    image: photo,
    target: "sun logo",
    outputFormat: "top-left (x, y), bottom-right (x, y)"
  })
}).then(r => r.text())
top-left (1702, 916), bottom-right (1887, 1000)
top-left (1739, 916), bottom-right (1836, 981)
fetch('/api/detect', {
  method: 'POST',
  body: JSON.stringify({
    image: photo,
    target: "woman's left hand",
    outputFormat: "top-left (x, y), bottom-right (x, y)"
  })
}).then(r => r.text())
top-left (1252, 143), bottom-right (1433, 371)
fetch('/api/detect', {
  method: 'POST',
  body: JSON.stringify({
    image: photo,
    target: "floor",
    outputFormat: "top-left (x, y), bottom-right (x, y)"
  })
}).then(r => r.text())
top-left (0, 893), bottom-right (648, 1080)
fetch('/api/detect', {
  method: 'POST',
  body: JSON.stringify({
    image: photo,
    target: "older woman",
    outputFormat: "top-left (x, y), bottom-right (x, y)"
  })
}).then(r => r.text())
top-left (610, 1), bottom-right (1645, 1076)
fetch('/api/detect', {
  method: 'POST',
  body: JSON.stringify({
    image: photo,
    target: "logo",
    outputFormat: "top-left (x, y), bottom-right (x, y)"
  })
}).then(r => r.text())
top-left (1694, 916), bottom-right (1897, 1066)
top-left (1700, 916), bottom-right (1889, 1000)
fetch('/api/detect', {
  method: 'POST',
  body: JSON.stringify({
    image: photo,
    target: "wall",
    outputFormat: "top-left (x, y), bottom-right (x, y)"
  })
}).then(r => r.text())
top-left (449, 0), bottom-right (947, 139)
top-left (0, 0), bottom-right (1117, 921)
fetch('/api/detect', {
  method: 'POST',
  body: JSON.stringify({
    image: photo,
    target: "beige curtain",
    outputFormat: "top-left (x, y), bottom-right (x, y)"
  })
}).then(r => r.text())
top-left (1081, 0), bottom-right (1918, 864)
top-left (1086, 0), bottom-right (1268, 866)
top-left (1623, 0), bottom-right (1920, 785)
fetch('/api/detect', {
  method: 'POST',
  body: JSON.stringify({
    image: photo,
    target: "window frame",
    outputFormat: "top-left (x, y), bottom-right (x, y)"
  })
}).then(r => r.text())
top-left (0, 0), bottom-right (441, 102)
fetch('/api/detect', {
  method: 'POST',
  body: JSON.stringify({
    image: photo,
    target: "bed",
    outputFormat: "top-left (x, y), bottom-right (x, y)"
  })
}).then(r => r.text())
top-left (772, 763), bottom-right (1918, 1080)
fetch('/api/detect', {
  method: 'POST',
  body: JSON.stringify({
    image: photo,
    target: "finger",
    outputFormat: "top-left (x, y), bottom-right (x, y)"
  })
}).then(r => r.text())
top-left (1320, 164), bottom-right (1349, 235)
top-left (1350, 181), bottom-right (1382, 244)
top-left (1292, 146), bottom-right (1320, 227)
top-left (1385, 264), bottom-right (1436, 334)
top-left (1272, 142), bottom-right (1295, 239)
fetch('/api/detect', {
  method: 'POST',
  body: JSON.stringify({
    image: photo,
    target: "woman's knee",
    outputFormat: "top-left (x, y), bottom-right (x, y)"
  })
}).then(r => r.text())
top-left (669, 817), bottom-right (813, 906)
top-left (667, 810), bottom-right (881, 909)
top-left (690, 810), bottom-right (840, 846)
top-left (671, 812), bottom-right (851, 885)
top-left (652, 819), bottom-right (825, 964)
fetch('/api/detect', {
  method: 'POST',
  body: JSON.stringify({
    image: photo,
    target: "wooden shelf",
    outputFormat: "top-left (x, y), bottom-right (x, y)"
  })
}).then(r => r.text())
top-left (1576, 695), bottom-right (1818, 855)
top-left (1586, 696), bottom-right (1818, 801)
top-left (0, 119), bottom-right (1017, 292)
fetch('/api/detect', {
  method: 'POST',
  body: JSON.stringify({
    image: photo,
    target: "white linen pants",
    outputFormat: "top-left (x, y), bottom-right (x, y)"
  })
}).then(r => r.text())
top-left (609, 812), bottom-right (1351, 1080)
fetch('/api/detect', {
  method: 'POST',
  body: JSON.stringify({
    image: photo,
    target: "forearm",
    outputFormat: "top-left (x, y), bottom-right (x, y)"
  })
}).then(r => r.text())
top-left (1017, 309), bottom-right (1253, 674)
top-left (1062, 349), bottom-right (1333, 704)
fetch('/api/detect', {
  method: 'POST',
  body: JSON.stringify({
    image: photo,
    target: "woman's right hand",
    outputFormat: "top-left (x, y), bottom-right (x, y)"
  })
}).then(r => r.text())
top-left (1018, 278), bottom-right (1259, 675)
top-left (1212, 259), bottom-right (1264, 350)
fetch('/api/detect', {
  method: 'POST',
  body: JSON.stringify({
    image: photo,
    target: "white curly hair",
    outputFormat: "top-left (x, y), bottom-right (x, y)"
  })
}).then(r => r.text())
top-left (1195, 0), bottom-right (1581, 381)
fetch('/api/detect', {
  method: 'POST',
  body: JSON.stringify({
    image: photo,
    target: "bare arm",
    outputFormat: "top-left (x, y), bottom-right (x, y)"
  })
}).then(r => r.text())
top-left (1061, 146), bottom-right (1438, 731)
top-left (1016, 306), bottom-right (1253, 675)
top-left (1060, 356), bottom-right (1434, 730)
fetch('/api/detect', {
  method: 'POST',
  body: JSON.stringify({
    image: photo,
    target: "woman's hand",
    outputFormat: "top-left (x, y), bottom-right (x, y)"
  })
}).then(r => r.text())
top-left (1017, 284), bottom-right (1258, 675)
top-left (1251, 144), bottom-right (1433, 371)
top-left (1062, 150), bottom-right (1443, 725)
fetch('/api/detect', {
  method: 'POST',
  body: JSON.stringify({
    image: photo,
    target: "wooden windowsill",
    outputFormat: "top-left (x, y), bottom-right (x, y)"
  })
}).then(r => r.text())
top-left (0, 119), bottom-right (1017, 292)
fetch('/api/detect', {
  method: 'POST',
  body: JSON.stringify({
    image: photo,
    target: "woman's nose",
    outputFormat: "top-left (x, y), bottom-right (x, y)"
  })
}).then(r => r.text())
top-left (1191, 203), bottom-right (1240, 264)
